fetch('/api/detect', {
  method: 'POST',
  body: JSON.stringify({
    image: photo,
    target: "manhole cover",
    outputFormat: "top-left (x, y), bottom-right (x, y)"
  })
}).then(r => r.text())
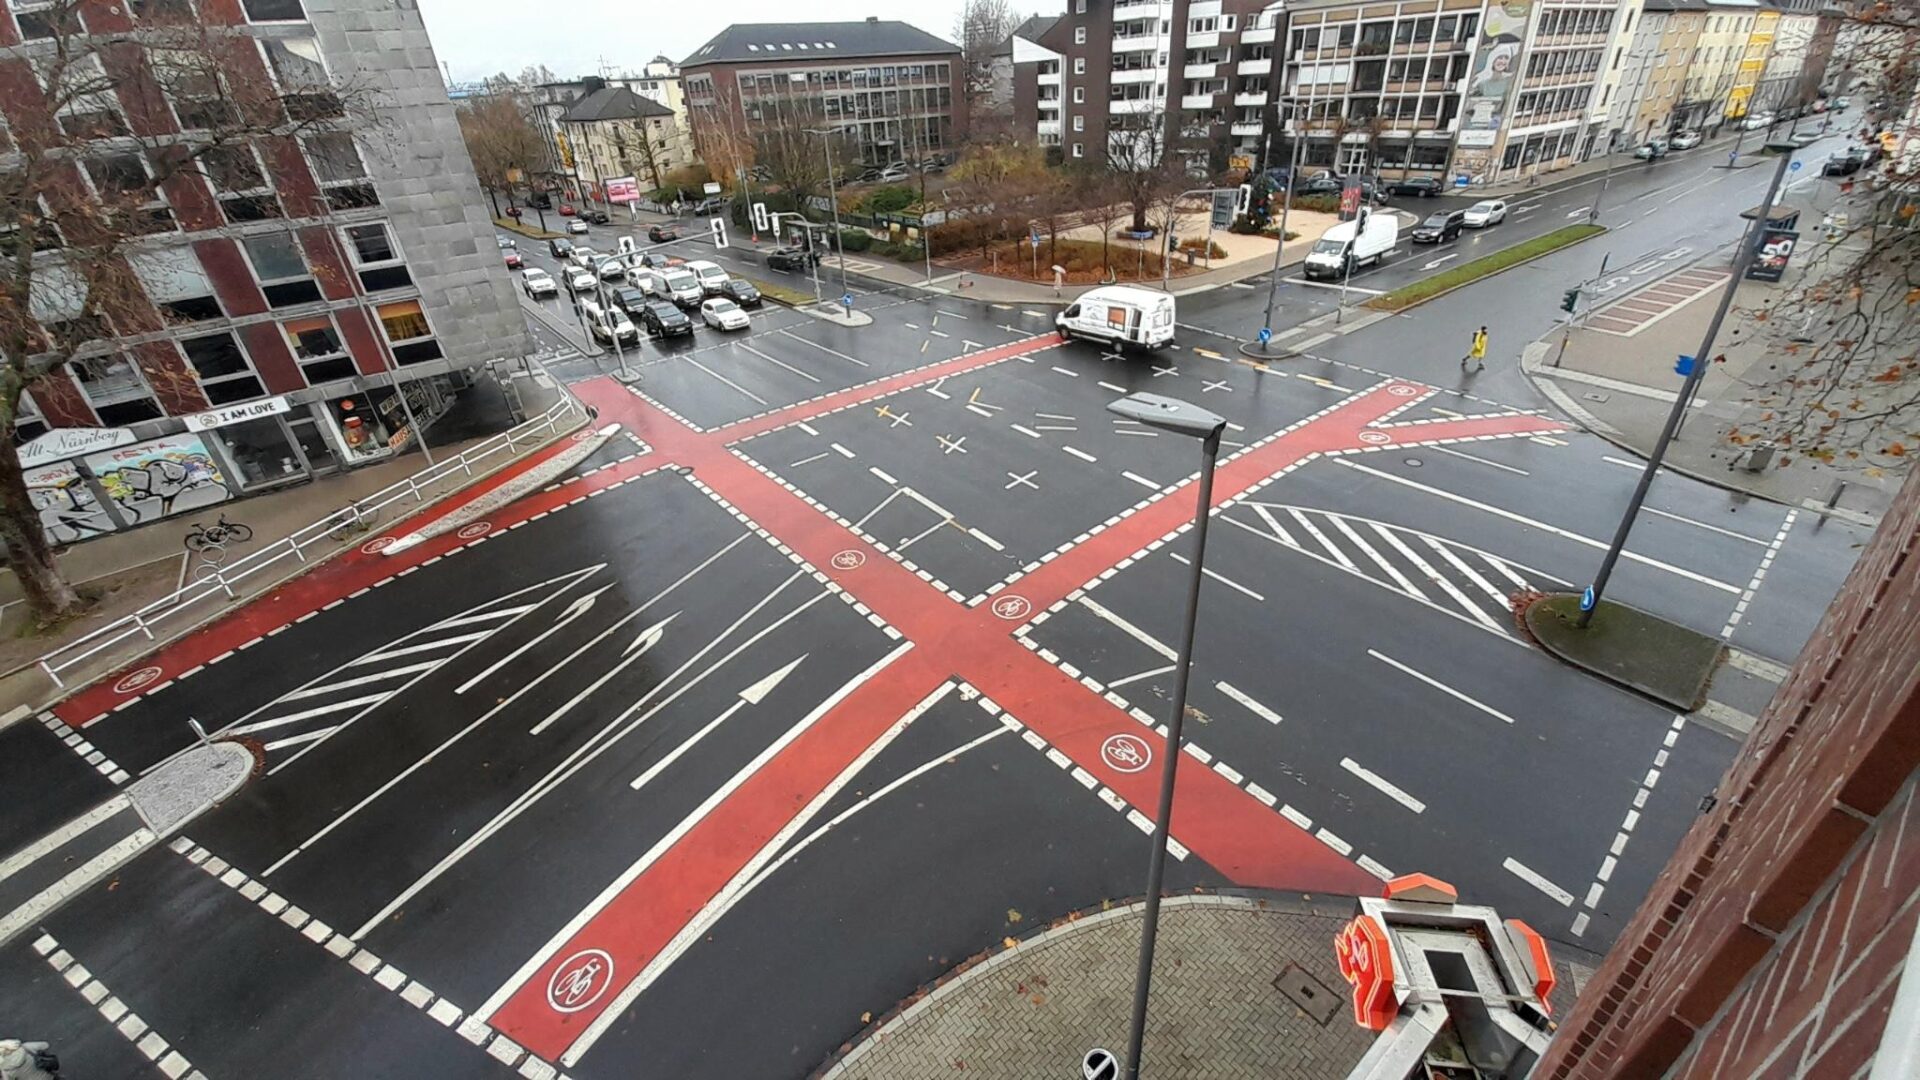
top-left (1273, 962), bottom-right (1339, 1026)
top-left (1403, 457), bottom-right (1423, 467)
top-left (1583, 391), bottom-right (1611, 404)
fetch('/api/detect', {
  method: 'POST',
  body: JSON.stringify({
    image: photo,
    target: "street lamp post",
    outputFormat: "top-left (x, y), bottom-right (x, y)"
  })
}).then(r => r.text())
top-left (804, 126), bottom-right (853, 302)
top-left (1104, 392), bottom-right (1227, 1080)
top-left (1251, 97), bottom-right (1308, 356)
top-left (1577, 140), bottom-right (1798, 629)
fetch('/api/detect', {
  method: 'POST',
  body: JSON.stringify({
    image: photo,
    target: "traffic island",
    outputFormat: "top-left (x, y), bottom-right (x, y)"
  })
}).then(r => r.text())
top-left (1524, 593), bottom-right (1722, 710)
top-left (1366, 223), bottom-right (1606, 312)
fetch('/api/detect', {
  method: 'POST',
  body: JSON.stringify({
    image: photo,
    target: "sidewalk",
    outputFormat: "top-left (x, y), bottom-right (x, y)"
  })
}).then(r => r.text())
top-left (0, 367), bottom-right (584, 712)
top-left (1469, 126), bottom-right (1774, 199)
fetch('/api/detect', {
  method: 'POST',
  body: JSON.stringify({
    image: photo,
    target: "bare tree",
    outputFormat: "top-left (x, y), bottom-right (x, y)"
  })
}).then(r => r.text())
top-left (456, 92), bottom-right (544, 215)
top-left (956, 0), bottom-right (1022, 118)
top-left (751, 90), bottom-right (842, 208)
top-left (0, 0), bottom-right (372, 621)
top-left (1075, 168), bottom-right (1130, 277)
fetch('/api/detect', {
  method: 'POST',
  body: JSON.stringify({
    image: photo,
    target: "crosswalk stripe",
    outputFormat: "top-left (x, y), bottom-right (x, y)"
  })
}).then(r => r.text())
top-left (352, 631), bottom-right (495, 665)
top-left (1284, 508), bottom-right (1356, 571)
top-left (1370, 523), bottom-right (1499, 631)
top-left (280, 661), bottom-right (443, 701)
top-left (1329, 516), bottom-right (1428, 601)
top-left (230, 693), bottom-right (393, 736)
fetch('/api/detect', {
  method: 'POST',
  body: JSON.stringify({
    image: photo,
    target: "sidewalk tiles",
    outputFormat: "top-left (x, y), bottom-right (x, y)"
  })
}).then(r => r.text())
top-left (1587, 266), bottom-right (1728, 337)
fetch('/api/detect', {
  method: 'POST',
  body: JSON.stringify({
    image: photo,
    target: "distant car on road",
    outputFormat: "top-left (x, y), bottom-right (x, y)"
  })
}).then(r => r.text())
top-left (503, 249), bottom-right (523, 269)
top-left (496, 235), bottom-right (516, 250)
top-left (648, 223), bottom-right (682, 242)
top-left (609, 285), bottom-right (649, 316)
top-left (683, 259), bottom-right (730, 296)
top-left (1669, 130), bottom-right (1703, 149)
top-left (639, 300), bottom-right (693, 338)
top-left (701, 297), bottom-right (751, 331)
top-left (1822, 153), bottom-right (1863, 177)
top-left (1632, 140), bottom-right (1669, 159)
top-left (717, 278), bottom-right (762, 308)
top-left (567, 219), bottom-right (589, 234)
top-left (1740, 112), bottom-right (1774, 131)
top-left (1386, 177), bottom-right (1445, 197)
top-left (581, 208), bottom-right (611, 225)
top-left (549, 237), bottom-right (574, 259)
top-left (1462, 199), bottom-right (1507, 228)
top-left (565, 269), bottom-right (598, 296)
top-left (1410, 208), bottom-right (1466, 243)
top-left (558, 204), bottom-right (577, 216)
top-left (521, 268), bottom-right (557, 299)
top-left (767, 245), bottom-right (819, 272)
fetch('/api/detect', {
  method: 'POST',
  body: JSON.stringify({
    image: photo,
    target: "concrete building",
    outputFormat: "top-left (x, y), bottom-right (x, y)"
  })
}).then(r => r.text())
top-left (1608, 0), bottom-right (1706, 146)
top-left (1485, 0), bottom-right (1623, 180)
top-left (1, 0), bottom-right (529, 534)
top-left (558, 80), bottom-right (691, 197)
top-left (681, 19), bottom-right (965, 170)
top-left (1588, 0), bottom-right (1650, 149)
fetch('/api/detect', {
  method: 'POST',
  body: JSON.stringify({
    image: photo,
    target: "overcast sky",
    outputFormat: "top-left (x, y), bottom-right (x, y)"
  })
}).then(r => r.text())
top-left (415, 2), bottom-right (975, 84)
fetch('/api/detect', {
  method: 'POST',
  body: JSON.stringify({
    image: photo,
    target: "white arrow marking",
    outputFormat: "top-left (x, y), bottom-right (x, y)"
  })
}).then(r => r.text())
top-left (529, 612), bottom-right (678, 734)
top-left (1567, 207), bottom-right (1590, 218)
top-left (1421, 254), bottom-right (1460, 270)
top-left (1514, 204), bottom-right (1540, 214)
top-left (629, 655), bottom-right (807, 790)
top-left (457, 584), bottom-right (613, 694)
top-left (961, 339), bottom-right (983, 350)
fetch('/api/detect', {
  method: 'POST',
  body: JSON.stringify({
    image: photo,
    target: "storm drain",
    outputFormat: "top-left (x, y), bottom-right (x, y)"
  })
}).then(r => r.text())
top-left (1272, 962), bottom-right (1340, 1026)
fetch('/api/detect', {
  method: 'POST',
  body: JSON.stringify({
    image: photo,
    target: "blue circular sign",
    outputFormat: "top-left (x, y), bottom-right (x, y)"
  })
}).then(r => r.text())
top-left (1258, 327), bottom-right (1272, 343)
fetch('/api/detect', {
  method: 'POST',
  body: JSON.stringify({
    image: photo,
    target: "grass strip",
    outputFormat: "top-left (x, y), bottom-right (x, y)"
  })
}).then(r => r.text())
top-left (742, 275), bottom-right (819, 308)
top-left (493, 217), bottom-right (564, 240)
top-left (1367, 223), bottom-right (1605, 312)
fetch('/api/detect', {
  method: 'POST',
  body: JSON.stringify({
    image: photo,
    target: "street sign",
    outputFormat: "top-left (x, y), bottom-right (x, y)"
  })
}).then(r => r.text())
top-left (1211, 189), bottom-right (1238, 228)
top-left (709, 216), bottom-right (729, 249)
top-left (1258, 326), bottom-right (1272, 344)
top-left (1674, 354), bottom-right (1696, 376)
top-left (840, 292), bottom-right (853, 309)
top-left (1580, 585), bottom-right (1597, 612)
top-left (1790, 160), bottom-right (1803, 171)
top-left (1083, 1049), bottom-right (1119, 1080)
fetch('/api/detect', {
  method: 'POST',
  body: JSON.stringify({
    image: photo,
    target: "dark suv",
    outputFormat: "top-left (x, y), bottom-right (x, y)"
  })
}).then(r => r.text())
top-left (609, 285), bottom-right (649, 316)
top-left (717, 278), bottom-right (762, 308)
top-left (639, 300), bottom-right (693, 338)
top-left (581, 208), bottom-right (612, 225)
top-left (648, 223), bottom-right (682, 242)
top-left (548, 237), bottom-right (574, 259)
top-left (1411, 209), bottom-right (1466, 243)
top-left (767, 245), bottom-right (819, 272)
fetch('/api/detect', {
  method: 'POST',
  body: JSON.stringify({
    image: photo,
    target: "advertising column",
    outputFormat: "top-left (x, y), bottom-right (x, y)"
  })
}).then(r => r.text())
top-left (1452, 2), bottom-right (1534, 185)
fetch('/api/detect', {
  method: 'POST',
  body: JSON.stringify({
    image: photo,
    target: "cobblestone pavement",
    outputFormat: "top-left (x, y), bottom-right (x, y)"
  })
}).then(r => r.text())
top-left (820, 893), bottom-right (1376, 1079)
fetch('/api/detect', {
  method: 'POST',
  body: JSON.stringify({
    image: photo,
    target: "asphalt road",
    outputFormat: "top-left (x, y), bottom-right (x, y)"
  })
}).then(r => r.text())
top-left (3, 140), bottom-right (1872, 1078)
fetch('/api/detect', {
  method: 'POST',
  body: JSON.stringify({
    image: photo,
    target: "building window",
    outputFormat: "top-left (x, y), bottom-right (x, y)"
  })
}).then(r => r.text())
top-left (376, 300), bottom-right (442, 365)
top-left (204, 143), bottom-right (283, 223)
top-left (180, 332), bottom-right (266, 405)
top-left (242, 233), bottom-right (323, 308)
top-left (1073, 116), bottom-right (1084, 132)
top-left (241, 0), bottom-right (306, 21)
top-left (1075, 0), bottom-right (1086, 11)
top-left (282, 315), bottom-right (355, 383)
top-left (83, 153), bottom-right (176, 234)
top-left (1075, 27), bottom-right (1086, 45)
top-left (71, 355), bottom-right (163, 426)
top-left (130, 248), bottom-right (223, 325)
top-left (1074, 86), bottom-right (1085, 103)
top-left (1074, 58), bottom-right (1086, 75)
top-left (343, 223), bottom-right (413, 292)
top-left (260, 36), bottom-right (342, 121)
top-left (13, 392), bottom-right (48, 444)
top-left (1071, 143), bottom-right (1083, 158)
top-left (302, 132), bottom-right (378, 210)
top-left (11, 2), bottom-right (75, 41)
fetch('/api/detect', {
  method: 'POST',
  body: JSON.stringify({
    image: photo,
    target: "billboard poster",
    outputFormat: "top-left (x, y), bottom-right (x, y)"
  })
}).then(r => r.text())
top-left (1747, 227), bottom-right (1799, 282)
top-left (26, 458), bottom-right (118, 545)
top-left (84, 432), bottom-right (230, 524)
top-left (604, 176), bottom-right (640, 204)
top-left (1458, 2), bottom-right (1533, 149)
top-left (1339, 182), bottom-right (1363, 221)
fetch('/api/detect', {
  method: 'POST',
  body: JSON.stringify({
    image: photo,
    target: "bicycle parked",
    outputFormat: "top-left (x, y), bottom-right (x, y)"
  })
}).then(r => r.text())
top-left (183, 513), bottom-right (254, 553)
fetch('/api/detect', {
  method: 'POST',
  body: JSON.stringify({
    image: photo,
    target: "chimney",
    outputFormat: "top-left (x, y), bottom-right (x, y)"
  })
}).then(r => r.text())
top-left (867, 15), bottom-right (879, 22)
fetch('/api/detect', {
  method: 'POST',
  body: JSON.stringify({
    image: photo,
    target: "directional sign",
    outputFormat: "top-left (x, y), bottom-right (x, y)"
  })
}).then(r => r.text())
top-left (1674, 354), bottom-right (1696, 376)
top-left (840, 292), bottom-right (854, 309)
top-left (1790, 160), bottom-right (1803, 172)
top-left (1258, 326), bottom-right (1272, 344)
top-left (1580, 585), bottom-right (1597, 612)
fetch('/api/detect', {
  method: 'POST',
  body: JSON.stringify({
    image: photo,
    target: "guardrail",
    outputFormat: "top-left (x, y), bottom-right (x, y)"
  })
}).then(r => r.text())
top-left (33, 380), bottom-right (584, 690)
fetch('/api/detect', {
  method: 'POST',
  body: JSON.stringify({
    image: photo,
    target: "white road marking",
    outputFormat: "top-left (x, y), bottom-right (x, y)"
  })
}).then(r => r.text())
top-left (1215, 681), bottom-right (1282, 724)
top-left (737, 343), bottom-right (821, 383)
top-left (1108, 664), bottom-right (1177, 689)
top-left (628, 657), bottom-right (807, 791)
top-left (0, 796), bottom-right (132, 886)
top-left (1036, 413), bottom-right (1075, 421)
top-left (1166, 552), bottom-right (1265, 602)
top-left (1079, 597), bottom-right (1178, 661)
top-left (280, 661), bottom-right (441, 701)
top-left (830, 443), bottom-right (856, 459)
top-left (1423, 537), bottom-right (1511, 608)
top-left (1370, 524), bottom-right (1500, 631)
top-left (868, 466), bottom-right (897, 485)
top-left (789, 453), bottom-right (829, 467)
top-left (229, 694), bottom-right (392, 736)
top-left (456, 586), bottom-right (614, 695)
top-left (796, 422), bottom-right (819, 436)
top-left (1006, 471), bottom-right (1039, 490)
top-left (1341, 758), bottom-right (1427, 813)
top-left (1726, 649), bottom-right (1789, 682)
top-left (1098, 381), bottom-right (1127, 393)
top-left (779, 329), bottom-right (869, 366)
top-left (1369, 649), bottom-right (1516, 724)
top-left (1011, 424), bottom-right (1042, 438)
top-left (937, 435), bottom-right (968, 455)
top-left (1427, 444), bottom-right (1530, 476)
top-left (1504, 857), bottom-right (1575, 906)
top-left (1052, 366), bottom-right (1080, 377)
top-left (1121, 470), bottom-right (1161, 491)
top-left (1063, 446), bottom-right (1098, 462)
top-left (966, 404), bottom-right (995, 418)
top-left (1281, 507), bottom-right (1356, 571)
top-left (1643, 505), bottom-right (1768, 545)
top-left (967, 527), bottom-right (1006, 551)
top-left (1335, 459), bottom-right (1741, 594)
top-left (1328, 515), bottom-right (1427, 600)
top-left (683, 356), bottom-right (767, 405)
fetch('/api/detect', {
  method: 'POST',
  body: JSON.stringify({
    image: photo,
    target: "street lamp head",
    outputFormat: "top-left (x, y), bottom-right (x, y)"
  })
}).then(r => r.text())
top-left (1106, 392), bottom-right (1227, 440)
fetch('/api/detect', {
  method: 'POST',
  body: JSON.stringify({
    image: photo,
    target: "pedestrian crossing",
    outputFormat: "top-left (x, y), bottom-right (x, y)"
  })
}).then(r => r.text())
top-left (1220, 502), bottom-right (1560, 635)
top-left (223, 566), bottom-right (604, 770)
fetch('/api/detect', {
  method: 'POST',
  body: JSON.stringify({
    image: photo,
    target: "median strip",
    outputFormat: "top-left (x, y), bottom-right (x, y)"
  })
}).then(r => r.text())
top-left (1367, 224), bottom-right (1606, 312)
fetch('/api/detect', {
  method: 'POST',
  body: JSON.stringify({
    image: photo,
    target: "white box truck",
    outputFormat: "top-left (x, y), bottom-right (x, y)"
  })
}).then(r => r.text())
top-left (1302, 213), bottom-right (1398, 280)
top-left (1055, 286), bottom-right (1176, 349)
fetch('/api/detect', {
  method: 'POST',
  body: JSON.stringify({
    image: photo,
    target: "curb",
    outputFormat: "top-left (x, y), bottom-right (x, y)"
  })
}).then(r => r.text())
top-left (1368, 224), bottom-right (1609, 314)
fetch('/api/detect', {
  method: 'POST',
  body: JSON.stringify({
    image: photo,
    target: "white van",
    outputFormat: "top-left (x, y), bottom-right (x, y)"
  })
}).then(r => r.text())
top-left (683, 259), bottom-right (730, 296)
top-left (1056, 286), bottom-right (1176, 349)
top-left (1302, 212), bottom-right (1399, 280)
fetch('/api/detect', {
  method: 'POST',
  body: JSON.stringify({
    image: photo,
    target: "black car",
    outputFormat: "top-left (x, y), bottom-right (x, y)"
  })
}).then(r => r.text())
top-left (767, 245), bottom-right (820, 272)
top-left (639, 300), bottom-right (693, 337)
top-left (1410, 209), bottom-right (1466, 243)
top-left (528, 191), bottom-right (553, 209)
top-left (648, 223), bottom-right (682, 242)
top-left (1297, 173), bottom-right (1344, 195)
top-left (1387, 177), bottom-right (1445, 197)
top-left (609, 285), bottom-right (649, 315)
top-left (549, 237), bottom-right (575, 259)
top-left (717, 278), bottom-right (762, 308)
top-left (1822, 153), bottom-right (1863, 177)
top-left (581, 208), bottom-right (612, 225)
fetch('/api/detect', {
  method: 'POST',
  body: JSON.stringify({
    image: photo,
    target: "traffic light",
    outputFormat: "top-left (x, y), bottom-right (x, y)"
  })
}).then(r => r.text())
top-left (709, 216), bottom-right (729, 249)
top-left (1560, 287), bottom-right (1580, 313)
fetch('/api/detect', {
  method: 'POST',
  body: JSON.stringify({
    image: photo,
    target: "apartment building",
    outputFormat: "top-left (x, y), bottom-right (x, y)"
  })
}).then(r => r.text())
top-left (1588, 0), bottom-right (1648, 147)
top-left (2, 0), bottom-right (528, 541)
top-left (1489, 0), bottom-right (1622, 177)
top-left (1008, 1), bottom-right (1283, 171)
top-left (1605, 0), bottom-right (1705, 145)
top-left (681, 19), bottom-right (965, 170)
top-left (559, 80), bottom-right (693, 196)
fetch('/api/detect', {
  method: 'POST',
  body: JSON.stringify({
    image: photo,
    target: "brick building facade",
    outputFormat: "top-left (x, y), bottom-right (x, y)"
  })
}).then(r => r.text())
top-left (3, 0), bottom-right (528, 541)
top-left (1535, 469), bottom-right (1920, 1076)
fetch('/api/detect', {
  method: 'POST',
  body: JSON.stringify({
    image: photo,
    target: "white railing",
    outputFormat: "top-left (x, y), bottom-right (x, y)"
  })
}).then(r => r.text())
top-left (34, 376), bottom-right (584, 690)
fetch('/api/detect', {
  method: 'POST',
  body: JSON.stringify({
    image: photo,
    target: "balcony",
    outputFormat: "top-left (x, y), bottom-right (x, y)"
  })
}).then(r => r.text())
top-left (1231, 120), bottom-right (1262, 136)
top-left (1185, 62), bottom-right (1218, 80)
top-left (1234, 91), bottom-right (1267, 107)
top-left (1038, 120), bottom-right (1061, 136)
top-left (1112, 67), bottom-right (1159, 85)
top-left (1187, 31), bottom-right (1220, 49)
top-left (1112, 96), bottom-right (1158, 114)
top-left (1242, 25), bottom-right (1276, 45)
top-left (1237, 57), bottom-right (1271, 76)
top-left (1114, 0), bottom-right (1167, 15)
top-left (1037, 69), bottom-right (1061, 85)
top-left (1113, 33), bottom-right (1159, 53)
top-left (1180, 93), bottom-right (1216, 110)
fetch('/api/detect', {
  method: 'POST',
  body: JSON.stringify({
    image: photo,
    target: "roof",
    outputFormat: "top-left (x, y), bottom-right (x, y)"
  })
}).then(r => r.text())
top-left (560, 86), bottom-right (673, 124)
top-left (683, 20), bottom-right (960, 67)
top-left (994, 15), bottom-right (1058, 57)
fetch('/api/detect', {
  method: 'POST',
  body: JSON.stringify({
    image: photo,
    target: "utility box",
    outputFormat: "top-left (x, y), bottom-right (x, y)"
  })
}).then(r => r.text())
top-left (1741, 441), bottom-right (1778, 473)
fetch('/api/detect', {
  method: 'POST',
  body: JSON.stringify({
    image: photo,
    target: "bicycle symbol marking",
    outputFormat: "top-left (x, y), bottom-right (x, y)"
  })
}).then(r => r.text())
top-left (1386, 384), bottom-right (1420, 397)
top-left (547, 948), bottom-right (614, 1013)
top-left (360, 536), bottom-right (396, 555)
top-left (113, 666), bottom-right (164, 695)
top-left (1357, 430), bottom-right (1392, 445)
top-left (831, 550), bottom-right (866, 570)
top-left (456, 522), bottom-right (492, 540)
top-left (1101, 734), bottom-right (1153, 774)
top-left (990, 595), bottom-right (1033, 621)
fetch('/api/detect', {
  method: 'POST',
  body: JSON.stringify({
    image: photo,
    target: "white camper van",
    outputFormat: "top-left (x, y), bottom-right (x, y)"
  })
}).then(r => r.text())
top-left (1056, 286), bottom-right (1176, 349)
top-left (1302, 212), bottom-right (1398, 280)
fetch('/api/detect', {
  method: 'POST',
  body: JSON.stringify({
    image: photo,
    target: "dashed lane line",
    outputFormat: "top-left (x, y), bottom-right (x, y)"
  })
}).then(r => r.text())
top-left (1340, 757), bottom-right (1427, 814)
top-left (32, 932), bottom-right (203, 1080)
top-left (1570, 714), bottom-right (1687, 937)
top-left (1503, 856), bottom-right (1576, 907)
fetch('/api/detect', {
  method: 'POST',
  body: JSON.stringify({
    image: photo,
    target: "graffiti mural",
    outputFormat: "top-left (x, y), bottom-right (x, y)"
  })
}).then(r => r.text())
top-left (84, 432), bottom-right (231, 523)
top-left (25, 460), bottom-right (119, 545)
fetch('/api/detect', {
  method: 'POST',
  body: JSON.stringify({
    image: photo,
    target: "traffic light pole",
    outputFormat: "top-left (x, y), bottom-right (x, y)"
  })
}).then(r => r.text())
top-left (1553, 252), bottom-right (1610, 367)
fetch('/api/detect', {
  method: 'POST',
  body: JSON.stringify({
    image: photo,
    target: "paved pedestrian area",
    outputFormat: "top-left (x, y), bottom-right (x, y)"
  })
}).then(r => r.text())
top-left (821, 893), bottom-right (1376, 1079)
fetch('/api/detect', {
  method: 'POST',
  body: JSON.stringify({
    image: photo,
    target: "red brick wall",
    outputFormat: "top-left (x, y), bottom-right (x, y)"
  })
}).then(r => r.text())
top-left (1536, 469), bottom-right (1920, 1078)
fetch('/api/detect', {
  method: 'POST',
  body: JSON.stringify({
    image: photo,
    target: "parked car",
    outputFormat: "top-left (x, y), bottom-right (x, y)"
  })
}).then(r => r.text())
top-left (701, 297), bottom-right (751, 331)
top-left (528, 191), bottom-right (552, 209)
top-left (558, 204), bottom-right (577, 216)
top-left (596, 258), bottom-right (626, 283)
top-left (521, 268), bottom-right (557, 299)
top-left (1740, 112), bottom-right (1774, 131)
top-left (692, 196), bottom-right (726, 215)
top-left (609, 285), bottom-right (649, 316)
top-left (548, 237), bottom-right (574, 259)
top-left (1410, 208), bottom-right (1466, 244)
top-left (582, 208), bottom-right (612, 225)
top-left (1833, 95), bottom-right (1851, 110)
top-left (567, 218), bottom-right (590, 234)
top-left (1632, 140), bottom-right (1669, 159)
top-left (1386, 177), bottom-right (1445, 197)
top-left (1669, 130), bottom-right (1703, 149)
top-left (1462, 199), bottom-right (1507, 227)
top-left (717, 278), bottom-right (762, 308)
top-left (1298, 173), bottom-right (1345, 195)
top-left (639, 300), bottom-right (693, 338)
top-left (648, 223), bottom-right (682, 242)
top-left (565, 269), bottom-right (598, 296)
top-left (767, 245), bottom-right (819, 272)
top-left (503, 249), bottom-right (523, 269)
top-left (878, 163), bottom-right (912, 182)
top-left (683, 259), bottom-right (730, 296)
top-left (1823, 152), bottom-right (1864, 177)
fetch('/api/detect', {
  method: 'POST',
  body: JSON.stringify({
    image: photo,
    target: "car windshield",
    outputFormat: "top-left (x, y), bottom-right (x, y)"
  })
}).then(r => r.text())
top-left (666, 272), bottom-right (697, 289)
top-left (711, 301), bottom-right (738, 314)
top-left (1312, 238), bottom-right (1346, 255)
top-left (1423, 214), bottom-right (1452, 227)
top-left (1470, 202), bottom-right (1497, 213)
